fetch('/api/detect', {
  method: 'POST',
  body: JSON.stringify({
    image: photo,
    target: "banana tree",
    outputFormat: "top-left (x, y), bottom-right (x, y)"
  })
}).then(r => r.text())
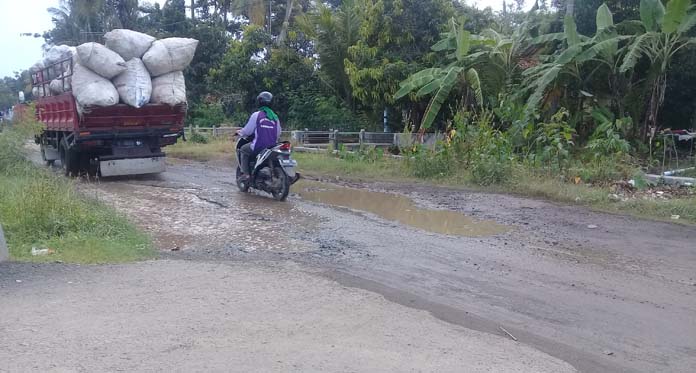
top-left (394, 18), bottom-right (486, 130)
top-left (522, 14), bottom-right (586, 117)
top-left (619, 0), bottom-right (696, 138)
top-left (523, 4), bottom-right (632, 120)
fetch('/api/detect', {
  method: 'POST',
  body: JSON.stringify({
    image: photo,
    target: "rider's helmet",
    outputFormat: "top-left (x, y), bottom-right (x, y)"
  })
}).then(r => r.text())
top-left (256, 91), bottom-right (273, 107)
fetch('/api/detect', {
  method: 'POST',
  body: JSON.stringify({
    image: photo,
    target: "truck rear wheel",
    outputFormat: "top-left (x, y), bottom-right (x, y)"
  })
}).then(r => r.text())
top-left (60, 138), bottom-right (79, 176)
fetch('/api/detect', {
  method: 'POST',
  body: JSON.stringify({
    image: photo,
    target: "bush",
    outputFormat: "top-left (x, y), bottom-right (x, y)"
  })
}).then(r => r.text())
top-left (407, 146), bottom-right (454, 179)
top-left (188, 131), bottom-right (209, 144)
top-left (471, 154), bottom-right (513, 186)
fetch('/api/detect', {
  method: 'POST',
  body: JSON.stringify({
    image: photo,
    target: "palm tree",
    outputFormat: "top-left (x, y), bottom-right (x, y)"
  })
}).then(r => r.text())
top-left (47, 0), bottom-right (108, 44)
top-left (232, 0), bottom-right (268, 27)
top-left (394, 18), bottom-right (485, 130)
top-left (297, 0), bottom-right (360, 107)
top-left (619, 0), bottom-right (696, 138)
top-left (277, 0), bottom-right (296, 44)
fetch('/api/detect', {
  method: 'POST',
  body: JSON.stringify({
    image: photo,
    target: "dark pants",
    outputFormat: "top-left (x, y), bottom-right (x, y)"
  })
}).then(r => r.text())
top-left (239, 143), bottom-right (255, 175)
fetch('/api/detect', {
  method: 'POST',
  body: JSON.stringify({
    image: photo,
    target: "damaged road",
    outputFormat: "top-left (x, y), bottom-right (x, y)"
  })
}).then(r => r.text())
top-left (6, 155), bottom-right (696, 372)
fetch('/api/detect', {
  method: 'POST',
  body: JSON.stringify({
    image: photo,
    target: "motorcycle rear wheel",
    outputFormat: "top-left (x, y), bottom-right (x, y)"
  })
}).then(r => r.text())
top-left (271, 167), bottom-right (290, 202)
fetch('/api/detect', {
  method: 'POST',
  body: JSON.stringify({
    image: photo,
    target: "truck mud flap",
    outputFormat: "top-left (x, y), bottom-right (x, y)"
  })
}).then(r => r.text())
top-left (100, 157), bottom-right (166, 177)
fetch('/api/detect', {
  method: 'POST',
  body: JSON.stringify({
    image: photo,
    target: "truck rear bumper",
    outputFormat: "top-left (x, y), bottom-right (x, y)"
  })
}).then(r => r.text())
top-left (100, 157), bottom-right (166, 177)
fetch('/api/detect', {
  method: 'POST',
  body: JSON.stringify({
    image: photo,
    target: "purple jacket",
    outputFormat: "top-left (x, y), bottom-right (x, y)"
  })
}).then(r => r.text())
top-left (240, 111), bottom-right (282, 151)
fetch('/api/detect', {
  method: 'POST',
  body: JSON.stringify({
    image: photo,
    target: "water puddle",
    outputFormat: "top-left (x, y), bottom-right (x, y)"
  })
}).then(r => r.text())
top-left (299, 182), bottom-right (508, 237)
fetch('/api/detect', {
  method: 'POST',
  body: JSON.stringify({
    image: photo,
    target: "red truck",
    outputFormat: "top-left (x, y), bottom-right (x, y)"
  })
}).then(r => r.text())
top-left (32, 57), bottom-right (185, 177)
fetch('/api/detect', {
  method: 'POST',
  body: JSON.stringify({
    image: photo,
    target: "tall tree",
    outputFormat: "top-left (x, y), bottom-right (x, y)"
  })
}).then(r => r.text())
top-left (277, 0), bottom-right (296, 44)
top-left (298, 0), bottom-right (360, 107)
top-left (344, 0), bottom-right (455, 121)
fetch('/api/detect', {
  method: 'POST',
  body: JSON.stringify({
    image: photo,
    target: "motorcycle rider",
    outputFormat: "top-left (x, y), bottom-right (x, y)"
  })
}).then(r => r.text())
top-left (237, 91), bottom-right (282, 180)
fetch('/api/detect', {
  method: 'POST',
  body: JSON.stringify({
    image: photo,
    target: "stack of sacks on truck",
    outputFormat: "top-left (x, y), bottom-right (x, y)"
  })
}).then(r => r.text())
top-left (30, 29), bottom-right (198, 114)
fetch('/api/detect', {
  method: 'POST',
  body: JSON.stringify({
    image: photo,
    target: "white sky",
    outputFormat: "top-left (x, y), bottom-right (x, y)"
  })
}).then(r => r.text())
top-left (0, 0), bottom-right (531, 78)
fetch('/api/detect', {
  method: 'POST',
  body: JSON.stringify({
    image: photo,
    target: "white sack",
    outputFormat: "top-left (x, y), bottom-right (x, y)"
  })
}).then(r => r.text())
top-left (30, 60), bottom-right (45, 73)
top-left (104, 29), bottom-right (155, 60)
top-left (49, 75), bottom-right (71, 95)
top-left (150, 71), bottom-right (186, 106)
top-left (142, 38), bottom-right (199, 77)
top-left (72, 64), bottom-right (119, 108)
top-left (44, 45), bottom-right (74, 80)
top-left (45, 45), bottom-right (72, 65)
top-left (32, 86), bottom-right (47, 98)
top-left (76, 42), bottom-right (127, 79)
top-left (68, 46), bottom-right (81, 66)
top-left (113, 58), bottom-right (152, 108)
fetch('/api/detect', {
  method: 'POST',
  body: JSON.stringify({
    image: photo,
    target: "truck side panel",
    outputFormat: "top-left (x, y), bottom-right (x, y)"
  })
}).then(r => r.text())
top-left (35, 93), bottom-right (80, 132)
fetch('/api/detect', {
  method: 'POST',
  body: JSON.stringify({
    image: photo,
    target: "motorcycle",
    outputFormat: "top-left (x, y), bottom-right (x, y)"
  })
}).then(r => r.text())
top-left (235, 135), bottom-right (300, 201)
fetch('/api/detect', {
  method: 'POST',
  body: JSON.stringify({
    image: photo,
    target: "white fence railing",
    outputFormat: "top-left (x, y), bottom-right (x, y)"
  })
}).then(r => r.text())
top-left (185, 126), bottom-right (444, 149)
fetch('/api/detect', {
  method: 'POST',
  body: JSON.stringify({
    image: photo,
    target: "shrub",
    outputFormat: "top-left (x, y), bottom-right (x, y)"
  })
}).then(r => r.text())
top-left (471, 154), bottom-right (513, 186)
top-left (188, 131), bottom-right (209, 144)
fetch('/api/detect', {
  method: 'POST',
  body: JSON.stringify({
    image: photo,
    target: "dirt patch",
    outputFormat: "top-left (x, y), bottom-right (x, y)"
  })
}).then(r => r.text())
top-left (24, 152), bottom-right (696, 372)
top-left (0, 260), bottom-right (576, 373)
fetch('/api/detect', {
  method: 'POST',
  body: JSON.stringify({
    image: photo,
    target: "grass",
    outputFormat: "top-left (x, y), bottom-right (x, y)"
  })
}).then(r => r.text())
top-left (166, 136), bottom-right (235, 162)
top-left (294, 152), bottom-right (409, 180)
top-left (162, 139), bottom-right (696, 224)
top-left (0, 118), bottom-right (153, 264)
top-left (678, 167), bottom-right (696, 178)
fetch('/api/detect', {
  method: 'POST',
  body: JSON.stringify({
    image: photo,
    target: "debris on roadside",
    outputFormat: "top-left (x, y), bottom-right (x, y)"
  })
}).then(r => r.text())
top-left (609, 180), bottom-right (695, 202)
top-left (31, 247), bottom-right (54, 256)
top-left (499, 326), bottom-right (518, 341)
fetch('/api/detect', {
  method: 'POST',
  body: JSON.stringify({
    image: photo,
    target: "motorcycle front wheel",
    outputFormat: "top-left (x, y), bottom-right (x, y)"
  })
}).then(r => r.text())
top-left (271, 167), bottom-right (290, 202)
top-left (236, 166), bottom-right (250, 192)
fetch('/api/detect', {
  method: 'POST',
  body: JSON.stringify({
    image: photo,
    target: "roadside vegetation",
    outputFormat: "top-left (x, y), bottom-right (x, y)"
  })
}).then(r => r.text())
top-left (166, 135), bottom-right (235, 162)
top-left (2, 1), bottom-right (695, 224)
top-left (165, 133), bottom-right (696, 223)
top-left (0, 116), bottom-right (152, 263)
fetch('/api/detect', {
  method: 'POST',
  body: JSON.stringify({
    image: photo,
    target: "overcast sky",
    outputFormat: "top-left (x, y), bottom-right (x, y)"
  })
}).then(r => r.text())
top-left (0, 0), bottom-right (531, 78)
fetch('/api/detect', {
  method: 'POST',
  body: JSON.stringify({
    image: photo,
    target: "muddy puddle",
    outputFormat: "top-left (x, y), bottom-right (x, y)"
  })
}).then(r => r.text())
top-left (298, 182), bottom-right (508, 237)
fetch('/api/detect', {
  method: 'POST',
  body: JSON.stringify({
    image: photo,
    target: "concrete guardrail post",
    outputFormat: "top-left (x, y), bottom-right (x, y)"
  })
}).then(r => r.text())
top-left (0, 224), bottom-right (8, 262)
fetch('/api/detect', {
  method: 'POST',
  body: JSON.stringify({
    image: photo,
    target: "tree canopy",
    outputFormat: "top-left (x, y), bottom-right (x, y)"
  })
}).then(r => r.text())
top-left (2, 0), bottom-right (695, 148)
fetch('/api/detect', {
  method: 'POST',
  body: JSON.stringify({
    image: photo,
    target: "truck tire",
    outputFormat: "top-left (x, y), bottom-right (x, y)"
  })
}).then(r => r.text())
top-left (60, 138), bottom-right (79, 176)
